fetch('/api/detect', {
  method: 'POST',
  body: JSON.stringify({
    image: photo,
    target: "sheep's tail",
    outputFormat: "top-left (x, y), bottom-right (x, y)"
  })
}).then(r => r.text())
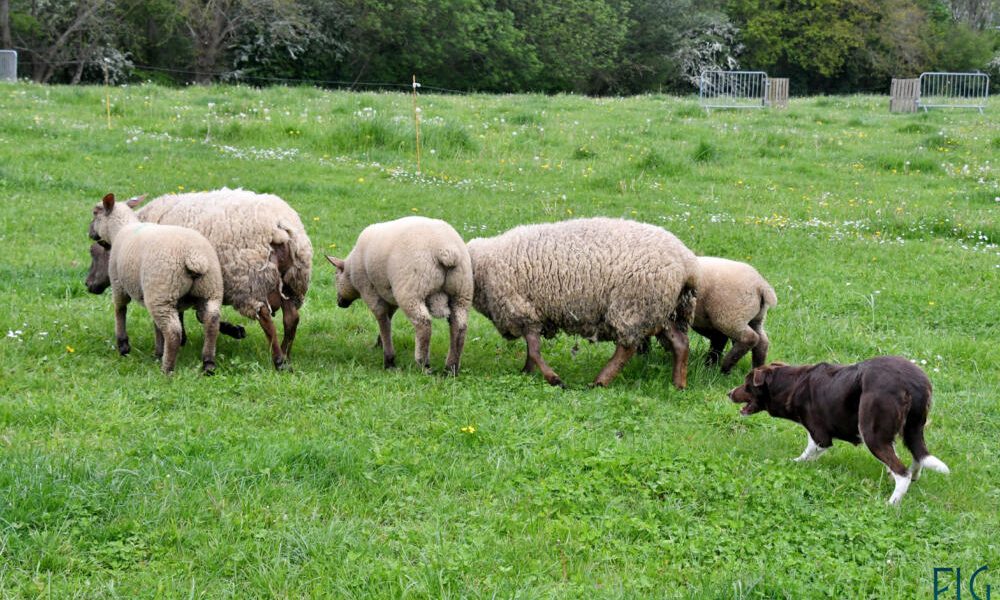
top-left (435, 247), bottom-right (459, 269)
top-left (761, 283), bottom-right (778, 309)
top-left (670, 283), bottom-right (697, 328)
top-left (274, 222), bottom-right (313, 307)
top-left (184, 251), bottom-right (213, 278)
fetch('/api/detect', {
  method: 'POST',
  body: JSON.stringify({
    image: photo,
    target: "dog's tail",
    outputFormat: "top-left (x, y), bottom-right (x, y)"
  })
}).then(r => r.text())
top-left (918, 455), bottom-right (950, 474)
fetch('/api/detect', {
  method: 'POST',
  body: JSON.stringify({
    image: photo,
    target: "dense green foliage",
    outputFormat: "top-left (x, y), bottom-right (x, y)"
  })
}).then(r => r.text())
top-left (0, 82), bottom-right (997, 597)
top-left (5, 0), bottom-right (999, 93)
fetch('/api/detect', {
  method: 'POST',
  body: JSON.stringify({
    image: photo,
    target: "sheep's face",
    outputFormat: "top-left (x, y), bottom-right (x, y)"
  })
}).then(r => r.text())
top-left (85, 242), bottom-right (111, 294)
top-left (325, 256), bottom-right (359, 308)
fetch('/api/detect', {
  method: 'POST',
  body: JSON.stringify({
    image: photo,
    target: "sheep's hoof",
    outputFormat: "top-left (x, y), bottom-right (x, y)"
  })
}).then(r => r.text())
top-left (383, 356), bottom-right (396, 369)
top-left (273, 356), bottom-right (289, 371)
top-left (589, 379), bottom-right (610, 388)
top-left (544, 375), bottom-right (565, 388)
top-left (444, 364), bottom-right (459, 377)
top-left (202, 361), bottom-right (216, 376)
top-left (221, 322), bottom-right (246, 339)
top-left (117, 339), bottom-right (131, 356)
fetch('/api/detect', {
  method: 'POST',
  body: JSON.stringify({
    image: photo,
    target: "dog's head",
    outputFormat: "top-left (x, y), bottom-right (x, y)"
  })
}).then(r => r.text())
top-left (728, 363), bottom-right (787, 416)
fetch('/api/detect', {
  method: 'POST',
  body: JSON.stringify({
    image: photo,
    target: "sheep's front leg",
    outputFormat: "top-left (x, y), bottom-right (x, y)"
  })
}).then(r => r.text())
top-left (444, 303), bottom-right (468, 376)
top-left (656, 321), bottom-right (690, 389)
top-left (373, 303), bottom-right (397, 369)
top-left (720, 326), bottom-right (760, 374)
top-left (402, 302), bottom-right (433, 372)
top-left (257, 306), bottom-right (286, 370)
top-left (592, 343), bottom-right (637, 387)
top-left (524, 330), bottom-right (563, 387)
top-left (150, 305), bottom-right (183, 375)
top-left (279, 296), bottom-right (299, 358)
top-left (113, 289), bottom-right (131, 356)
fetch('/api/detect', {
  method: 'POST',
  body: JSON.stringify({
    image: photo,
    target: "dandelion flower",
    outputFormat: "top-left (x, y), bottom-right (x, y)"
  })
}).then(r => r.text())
top-left (460, 425), bottom-right (476, 434)
top-left (66, 345), bottom-right (75, 353)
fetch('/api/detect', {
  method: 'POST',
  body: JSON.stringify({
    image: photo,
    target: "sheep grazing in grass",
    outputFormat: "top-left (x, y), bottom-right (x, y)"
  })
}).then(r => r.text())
top-left (88, 193), bottom-right (223, 375)
top-left (467, 217), bottom-right (699, 389)
top-left (84, 188), bottom-right (312, 369)
top-left (326, 216), bottom-right (473, 375)
top-left (692, 257), bottom-right (777, 374)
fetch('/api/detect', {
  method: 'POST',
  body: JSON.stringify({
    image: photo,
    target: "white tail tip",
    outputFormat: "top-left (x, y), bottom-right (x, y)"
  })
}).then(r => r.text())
top-left (921, 456), bottom-right (950, 474)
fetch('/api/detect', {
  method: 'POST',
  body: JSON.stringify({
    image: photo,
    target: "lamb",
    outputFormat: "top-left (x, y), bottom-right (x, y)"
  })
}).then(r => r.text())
top-left (88, 193), bottom-right (223, 374)
top-left (326, 216), bottom-right (473, 375)
top-left (691, 257), bottom-right (777, 374)
top-left (84, 188), bottom-right (313, 369)
top-left (466, 217), bottom-right (700, 389)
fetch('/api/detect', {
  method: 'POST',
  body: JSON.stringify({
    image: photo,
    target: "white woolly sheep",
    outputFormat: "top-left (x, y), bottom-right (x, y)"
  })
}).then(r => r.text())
top-left (326, 216), bottom-right (474, 375)
top-left (467, 217), bottom-right (700, 389)
top-left (88, 193), bottom-right (223, 375)
top-left (691, 256), bottom-right (777, 373)
top-left (85, 188), bottom-right (313, 369)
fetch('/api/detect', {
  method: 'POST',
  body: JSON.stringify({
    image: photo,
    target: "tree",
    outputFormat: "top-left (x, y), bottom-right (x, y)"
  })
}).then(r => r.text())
top-left (9, 0), bottom-right (120, 83)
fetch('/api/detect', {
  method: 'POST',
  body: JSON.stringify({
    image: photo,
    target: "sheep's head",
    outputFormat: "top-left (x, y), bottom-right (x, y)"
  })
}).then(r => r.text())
top-left (325, 255), bottom-right (359, 308)
top-left (88, 193), bottom-right (145, 245)
top-left (85, 242), bottom-right (111, 294)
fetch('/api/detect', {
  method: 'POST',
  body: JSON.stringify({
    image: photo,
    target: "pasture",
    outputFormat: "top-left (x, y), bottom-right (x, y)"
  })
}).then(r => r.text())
top-left (0, 83), bottom-right (998, 598)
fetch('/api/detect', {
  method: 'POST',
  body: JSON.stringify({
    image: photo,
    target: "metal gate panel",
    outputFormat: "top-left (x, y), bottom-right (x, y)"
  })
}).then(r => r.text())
top-left (918, 72), bottom-right (989, 113)
top-left (700, 71), bottom-right (770, 109)
top-left (0, 51), bottom-right (16, 82)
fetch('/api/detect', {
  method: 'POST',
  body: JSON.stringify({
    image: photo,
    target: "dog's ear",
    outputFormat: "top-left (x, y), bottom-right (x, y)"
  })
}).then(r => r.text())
top-left (752, 364), bottom-right (784, 387)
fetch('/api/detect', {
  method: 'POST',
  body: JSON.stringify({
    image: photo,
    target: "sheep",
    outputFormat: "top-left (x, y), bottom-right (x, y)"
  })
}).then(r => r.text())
top-left (466, 217), bottom-right (699, 389)
top-left (88, 193), bottom-right (223, 375)
top-left (83, 188), bottom-right (313, 369)
top-left (691, 257), bottom-right (777, 374)
top-left (326, 216), bottom-right (473, 375)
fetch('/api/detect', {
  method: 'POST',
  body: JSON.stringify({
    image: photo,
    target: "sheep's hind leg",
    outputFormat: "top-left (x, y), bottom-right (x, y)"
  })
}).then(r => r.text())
top-left (656, 321), bottom-right (690, 389)
top-left (750, 321), bottom-right (769, 368)
top-left (402, 302), bottom-right (433, 373)
top-left (720, 326), bottom-right (759, 374)
top-left (113, 289), bottom-right (131, 356)
top-left (197, 300), bottom-right (221, 375)
top-left (524, 330), bottom-right (562, 387)
top-left (256, 306), bottom-right (287, 370)
top-left (592, 343), bottom-right (637, 387)
top-left (444, 303), bottom-right (468, 376)
top-left (154, 326), bottom-right (165, 359)
top-left (150, 305), bottom-right (183, 375)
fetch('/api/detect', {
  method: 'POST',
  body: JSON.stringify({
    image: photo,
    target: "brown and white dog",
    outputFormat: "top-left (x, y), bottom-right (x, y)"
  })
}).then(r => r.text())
top-left (728, 356), bottom-right (949, 505)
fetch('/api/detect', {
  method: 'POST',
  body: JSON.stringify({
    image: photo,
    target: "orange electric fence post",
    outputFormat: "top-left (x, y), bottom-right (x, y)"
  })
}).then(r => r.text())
top-left (412, 75), bottom-right (422, 173)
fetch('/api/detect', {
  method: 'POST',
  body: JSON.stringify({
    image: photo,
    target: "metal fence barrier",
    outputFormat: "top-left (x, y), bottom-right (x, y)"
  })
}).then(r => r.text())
top-left (917, 72), bottom-right (989, 113)
top-left (700, 71), bottom-right (770, 110)
top-left (0, 50), bottom-right (16, 82)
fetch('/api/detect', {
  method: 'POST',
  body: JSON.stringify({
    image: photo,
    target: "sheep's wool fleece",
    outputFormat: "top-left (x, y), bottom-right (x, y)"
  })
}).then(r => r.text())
top-left (468, 217), bottom-right (699, 346)
top-left (345, 216), bottom-right (473, 313)
top-left (693, 257), bottom-right (777, 330)
top-left (109, 224), bottom-right (223, 310)
top-left (138, 189), bottom-right (312, 318)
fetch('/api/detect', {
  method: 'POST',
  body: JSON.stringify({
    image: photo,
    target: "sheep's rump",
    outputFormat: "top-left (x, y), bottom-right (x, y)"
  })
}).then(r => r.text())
top-left (138, 189), bottom-right (313, 318)
top-left (470, 218), bottom-right (698, 347)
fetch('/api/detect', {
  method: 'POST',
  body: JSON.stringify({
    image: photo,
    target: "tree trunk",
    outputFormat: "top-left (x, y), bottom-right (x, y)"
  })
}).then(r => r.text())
top-left (1, 0), bottom-right (10, 49)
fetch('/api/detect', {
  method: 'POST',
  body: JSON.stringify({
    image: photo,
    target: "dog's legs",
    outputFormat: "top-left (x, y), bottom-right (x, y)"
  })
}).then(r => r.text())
top-left (793, 433), bottom-right (830, 462)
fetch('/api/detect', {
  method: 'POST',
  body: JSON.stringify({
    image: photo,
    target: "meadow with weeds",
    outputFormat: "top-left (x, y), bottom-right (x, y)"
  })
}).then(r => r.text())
top-left (0, 83), bottom-right (998, 598)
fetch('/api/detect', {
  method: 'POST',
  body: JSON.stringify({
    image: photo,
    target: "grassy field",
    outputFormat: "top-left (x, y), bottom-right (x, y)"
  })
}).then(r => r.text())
top-left (0, 83), bottom-right (998, 598)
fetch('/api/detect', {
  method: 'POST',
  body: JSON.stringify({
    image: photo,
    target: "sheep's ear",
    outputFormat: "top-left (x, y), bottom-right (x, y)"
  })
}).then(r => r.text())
top-left (125, 194), bottom-right (147, 209)
top-left (101, 193), bottom-right (115, 214)
top-left (325, 255), bottom-right (345, 271)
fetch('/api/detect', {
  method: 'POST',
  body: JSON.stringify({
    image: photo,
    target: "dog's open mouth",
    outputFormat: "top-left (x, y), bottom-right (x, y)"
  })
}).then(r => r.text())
top-left (738, 402), bottom-right (755, 416)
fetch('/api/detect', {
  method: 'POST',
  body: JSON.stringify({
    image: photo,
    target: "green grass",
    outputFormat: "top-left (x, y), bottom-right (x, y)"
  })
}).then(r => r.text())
top-left (0, 85), bottom-right (998, 598)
